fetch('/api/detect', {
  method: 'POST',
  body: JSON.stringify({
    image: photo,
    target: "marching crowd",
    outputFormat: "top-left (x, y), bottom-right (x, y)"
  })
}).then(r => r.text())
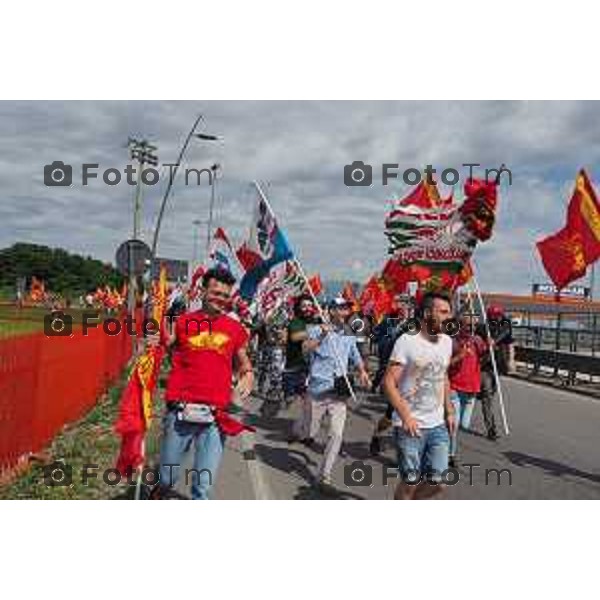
top-left (147, 267), bottom-right (515, 500)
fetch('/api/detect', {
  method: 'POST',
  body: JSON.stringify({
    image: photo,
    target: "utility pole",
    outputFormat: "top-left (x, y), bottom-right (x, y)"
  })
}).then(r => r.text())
top-left (127, 137), bottom-right (158, 346)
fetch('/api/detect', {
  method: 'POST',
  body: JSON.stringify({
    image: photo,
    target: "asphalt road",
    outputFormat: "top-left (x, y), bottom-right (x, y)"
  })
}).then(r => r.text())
top-left (182, 377), bottom-right (600, 500)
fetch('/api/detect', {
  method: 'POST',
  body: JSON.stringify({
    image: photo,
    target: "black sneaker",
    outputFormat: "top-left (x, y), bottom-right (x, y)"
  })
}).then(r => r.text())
top-left (487, 431), bottom-right (499, 441)
top-left (369, 435), bottom-right (382, 456)
top-left (448, 456), bottom-right (459, 469)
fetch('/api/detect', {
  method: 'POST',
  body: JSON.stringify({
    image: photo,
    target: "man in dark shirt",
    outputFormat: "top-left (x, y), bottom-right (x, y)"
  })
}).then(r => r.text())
top-left (285, 295), bottom-right (316, 441)
top-left (475, 305), bottom-right (513, 440)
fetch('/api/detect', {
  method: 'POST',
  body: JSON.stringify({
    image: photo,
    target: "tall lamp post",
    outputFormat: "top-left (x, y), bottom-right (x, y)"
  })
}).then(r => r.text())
top-left (127, 137), bottom-right (158, 324)
top-left (150, 115), bottom-right (220, 265)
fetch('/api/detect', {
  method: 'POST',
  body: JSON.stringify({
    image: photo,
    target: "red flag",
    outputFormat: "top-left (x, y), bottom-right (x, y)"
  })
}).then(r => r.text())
top-left (382, 259), bottom-right (410, 294)
top-left (235, 242), bottom-right (262, 271)
top-left (537, 169), bottom-right (600, 289)
top-left (307, 274), bottom-right (322, 296)
top-left (537, 228), bottom-right (587, 290)
top-left (566, 169), bottom-right (600, 264)
top-left (114, 265), bottom-right (168, 475)
top-left (341, 282), bottom-right (358, 309)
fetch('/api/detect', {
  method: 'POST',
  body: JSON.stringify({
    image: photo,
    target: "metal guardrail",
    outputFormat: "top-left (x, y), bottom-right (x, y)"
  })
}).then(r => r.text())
top-left (515, 346), bottom-right (600, 385)
top-left (512, 323), bottom-right (599, 356)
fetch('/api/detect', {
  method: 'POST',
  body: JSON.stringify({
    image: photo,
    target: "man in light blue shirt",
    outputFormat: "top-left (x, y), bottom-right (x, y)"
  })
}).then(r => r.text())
top-left (303, 297), bottom-right (371, 488)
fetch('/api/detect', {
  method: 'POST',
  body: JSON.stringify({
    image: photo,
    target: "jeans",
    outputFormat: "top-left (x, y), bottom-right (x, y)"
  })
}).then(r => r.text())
top-left (449, 391), bottom-right (476, 456)
top-left (159, 410), bottom-right (225, 500)
top-left (394, 424), bottom-right (449, 483)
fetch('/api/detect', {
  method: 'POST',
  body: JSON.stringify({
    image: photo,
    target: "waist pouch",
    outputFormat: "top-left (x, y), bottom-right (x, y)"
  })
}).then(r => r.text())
top-left (169, 402), bottom-right (215, 424)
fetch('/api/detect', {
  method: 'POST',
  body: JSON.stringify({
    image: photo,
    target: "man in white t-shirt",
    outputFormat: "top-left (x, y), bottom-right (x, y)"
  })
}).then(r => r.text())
top-left (383, 292), bottom-right (456, 500)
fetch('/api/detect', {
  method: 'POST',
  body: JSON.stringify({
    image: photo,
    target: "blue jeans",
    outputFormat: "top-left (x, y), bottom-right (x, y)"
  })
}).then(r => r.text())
top-left (394, 424), bottom-right (449, 483)
top-left (159, 410), bottom-right (225, 500)
top-left (449, 391), bottom-right (476, 456)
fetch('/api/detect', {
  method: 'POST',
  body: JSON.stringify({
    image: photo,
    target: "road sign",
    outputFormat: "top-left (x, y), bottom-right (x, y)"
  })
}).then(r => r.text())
top-left (532, 283), bottom-right (591, 300)
top-left (115, 239), bottom-right (152, 276)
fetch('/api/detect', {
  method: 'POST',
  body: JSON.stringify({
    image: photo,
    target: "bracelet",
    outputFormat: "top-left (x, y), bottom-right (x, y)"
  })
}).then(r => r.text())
top-left (239, 369), bottom-right (253, 376)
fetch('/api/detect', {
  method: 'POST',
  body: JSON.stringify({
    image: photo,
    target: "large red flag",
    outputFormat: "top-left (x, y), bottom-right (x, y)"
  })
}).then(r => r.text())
top-left (537, 169), bottom-right (600, 289)
top-left (115, 265), bottom-right (168, 474)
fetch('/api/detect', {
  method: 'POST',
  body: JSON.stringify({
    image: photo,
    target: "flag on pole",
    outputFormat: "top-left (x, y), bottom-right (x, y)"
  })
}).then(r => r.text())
top-left (537, 169), bottom-right (600, 289)
top-left (238, 193), bottom-right (294, 299)
top-left (307, 273), bottom-right (323, 296)
top-left (210, 227), bottom-right (240, 274)
top-left (114, 264), bottom-right (168, 475)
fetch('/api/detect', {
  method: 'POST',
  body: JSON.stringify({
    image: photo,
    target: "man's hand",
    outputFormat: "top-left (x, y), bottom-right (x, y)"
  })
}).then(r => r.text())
top-left (236, 371), bottom-right (254, 400)
top-left (358, 369), bottom-right (371, 389)
top-left (402, 415), bottom-right (421, 437)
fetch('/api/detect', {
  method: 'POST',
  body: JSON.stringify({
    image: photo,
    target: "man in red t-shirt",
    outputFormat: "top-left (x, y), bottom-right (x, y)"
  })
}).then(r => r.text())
top-left (448, 312), bottom-right (487, 467)
top-left (152, 268), bottom-right (253, 499)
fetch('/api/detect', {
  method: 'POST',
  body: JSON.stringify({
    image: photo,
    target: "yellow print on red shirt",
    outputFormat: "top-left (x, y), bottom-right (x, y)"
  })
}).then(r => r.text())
top-left (187, 331), bottom-right (231, 354)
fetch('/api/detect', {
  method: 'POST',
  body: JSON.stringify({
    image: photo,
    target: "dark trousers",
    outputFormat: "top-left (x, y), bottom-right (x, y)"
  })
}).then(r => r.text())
top-left (478, 370), bottom-right (497, 436)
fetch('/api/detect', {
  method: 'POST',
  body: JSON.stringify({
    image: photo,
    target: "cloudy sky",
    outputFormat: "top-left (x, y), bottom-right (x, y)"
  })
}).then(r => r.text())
top-left (1, 100), bottom-right (599, 294)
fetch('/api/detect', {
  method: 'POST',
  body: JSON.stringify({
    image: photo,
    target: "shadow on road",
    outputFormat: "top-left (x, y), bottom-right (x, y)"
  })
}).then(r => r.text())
top-left (254, 443), bottom-right (317, 485)
top-left (504, 451), bottom-right (600, 485)
top-left (293, 484), bottom-right (365, 500)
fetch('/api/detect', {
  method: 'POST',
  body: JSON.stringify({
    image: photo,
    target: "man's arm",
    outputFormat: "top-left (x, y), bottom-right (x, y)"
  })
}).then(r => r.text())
top-left (383, 362), bottom-right (420, 437)
top-left (234, 345), bottom-right (254, 399)
top-left (347, 339), bottom-right (370, 387)
top-left (289, 328), bottom-right (308, 343)
top-left (302, 324), bottom-right (330, 353)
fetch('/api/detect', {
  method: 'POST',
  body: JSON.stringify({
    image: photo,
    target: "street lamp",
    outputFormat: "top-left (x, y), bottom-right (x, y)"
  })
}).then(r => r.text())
top-left (150, 114), bottom-right (221, 264)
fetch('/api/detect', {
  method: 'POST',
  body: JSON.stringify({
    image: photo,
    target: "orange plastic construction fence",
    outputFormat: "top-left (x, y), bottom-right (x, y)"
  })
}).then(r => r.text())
top-left (0, 312), bottom-right (144, 472)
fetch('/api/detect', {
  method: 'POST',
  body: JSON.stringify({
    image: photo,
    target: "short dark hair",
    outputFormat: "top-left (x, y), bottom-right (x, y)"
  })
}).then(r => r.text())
top-left (294, 294), bottom-right (313, 316)
top-left (418, 291), bottom-right (452, 318)
top-left (202, 267), bottom-right (236, 288)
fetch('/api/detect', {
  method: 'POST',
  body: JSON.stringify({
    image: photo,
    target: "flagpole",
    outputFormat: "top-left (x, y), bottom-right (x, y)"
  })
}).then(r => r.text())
top-left (134, 439), bottom-right (145, 500)
top-left (252, 181), bottom-right (360, 405)
top-left (469, 264), bottom-right (510, 436)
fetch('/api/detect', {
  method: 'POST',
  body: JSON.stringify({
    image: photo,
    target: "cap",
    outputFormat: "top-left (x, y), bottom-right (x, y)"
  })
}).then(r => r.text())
top-left (486, 305), bottom-right (504, 319)
top-left (328, 296), bottom-right (350, 309)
